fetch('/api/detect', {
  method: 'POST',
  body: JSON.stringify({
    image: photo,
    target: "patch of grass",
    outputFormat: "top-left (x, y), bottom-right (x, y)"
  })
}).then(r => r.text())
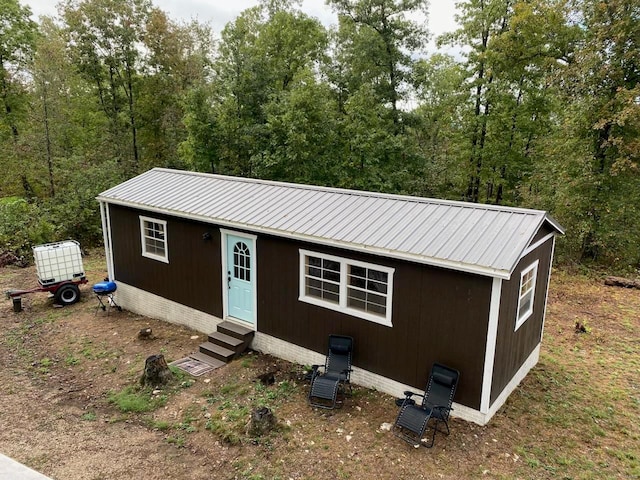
top-left (219, 382), bottom-right (242, 395)
top-left (81, 411), bottom-right (97, 421)
top-left (149, 420), bottom-right (171, 431)
top-left (218, 401), bottom-right (249, 421)
top-left (254, 380), bottom-right (296, 406)
top-left (205, 416), bottom-right (243, 445)
top-left (203, 391), bottom-right (252, 445)
top-left (108, 386), bottom-right (168, 413)
top-left (36, 357), bottom-right (53, 374)
top-left (168, 365), bottom-right (188, 380)
top-left (79, 339), bottom-right (120, 361)
top-left (503, 271), bottom-right (640, 480)
top-left (176, 406), bottom-right (199, 433)
top-left (202, 375), bottom-right (298, 446)
top-left (165, 435), bottom-right (185, 448)
top-left (65, 353), bottom-right (80, 366)
top-left (167, 366), bottom-right (194, 388)
top-left (3, 323), bottom-right (38, 359)
top-left (241, 355), bottom-right (256, 368)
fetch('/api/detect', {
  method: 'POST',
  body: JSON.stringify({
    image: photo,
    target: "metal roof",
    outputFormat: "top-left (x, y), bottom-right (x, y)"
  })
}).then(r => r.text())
top-left (97, 168), bottom-right (563, 279)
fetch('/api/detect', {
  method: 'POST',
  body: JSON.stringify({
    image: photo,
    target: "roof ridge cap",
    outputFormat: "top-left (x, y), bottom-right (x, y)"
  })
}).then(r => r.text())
top-left (150, 168), bottom-right (546, 216)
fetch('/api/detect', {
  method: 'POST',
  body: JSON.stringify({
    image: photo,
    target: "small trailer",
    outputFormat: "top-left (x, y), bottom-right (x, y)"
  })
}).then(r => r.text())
top-left (6, 240), bottom-right (87, 309)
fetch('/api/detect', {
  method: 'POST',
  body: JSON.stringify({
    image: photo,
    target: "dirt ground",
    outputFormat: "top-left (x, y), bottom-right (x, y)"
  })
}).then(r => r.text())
top-left (0, 252), bottom-right (638, 480)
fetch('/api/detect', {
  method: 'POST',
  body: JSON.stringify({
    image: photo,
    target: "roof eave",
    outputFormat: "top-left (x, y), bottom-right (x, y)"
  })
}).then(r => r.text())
top-left (502, 214), bottom-right (563, 277)
top-left (97, 197), bottom-right (512, 280)
top-left (544, 214), bottom-right (565, 235)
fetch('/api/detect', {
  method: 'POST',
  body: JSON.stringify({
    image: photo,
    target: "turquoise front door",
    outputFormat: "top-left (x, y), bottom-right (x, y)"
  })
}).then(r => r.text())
top-left (225, 234), bottom-right (255, 325)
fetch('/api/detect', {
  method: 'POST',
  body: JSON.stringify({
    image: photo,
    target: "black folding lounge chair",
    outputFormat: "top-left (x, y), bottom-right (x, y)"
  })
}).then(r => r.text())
top-left (308, 335), bottom-right (353, 409)
top-left (394, 363), bottom-right (460, 447)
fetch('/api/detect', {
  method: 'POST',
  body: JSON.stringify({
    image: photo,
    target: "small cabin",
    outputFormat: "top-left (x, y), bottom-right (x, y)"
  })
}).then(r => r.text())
top-left (97, 168), bottom-right (563, 425)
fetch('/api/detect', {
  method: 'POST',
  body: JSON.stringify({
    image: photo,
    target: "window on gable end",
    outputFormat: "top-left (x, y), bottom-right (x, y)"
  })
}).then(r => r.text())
top-left (515, 260), bottom-right (538, 330)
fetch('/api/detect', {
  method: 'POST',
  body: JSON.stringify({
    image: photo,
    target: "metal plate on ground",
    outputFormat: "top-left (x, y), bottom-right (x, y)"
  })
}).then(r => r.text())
top-left (170, 357), bottom-right (217, 376)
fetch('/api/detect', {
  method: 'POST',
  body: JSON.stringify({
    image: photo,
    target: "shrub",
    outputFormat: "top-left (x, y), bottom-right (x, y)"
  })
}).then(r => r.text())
top-left (0, 198), bottom-right (55, 258)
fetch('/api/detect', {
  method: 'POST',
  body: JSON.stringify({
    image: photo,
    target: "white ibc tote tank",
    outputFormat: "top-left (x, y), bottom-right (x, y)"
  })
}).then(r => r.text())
top-left (32, 240), bottom-right (85, 286)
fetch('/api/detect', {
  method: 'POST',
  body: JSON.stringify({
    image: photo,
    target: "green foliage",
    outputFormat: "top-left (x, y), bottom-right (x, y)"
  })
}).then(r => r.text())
top-left (81, 411), bottom-right (97, 421)
top-left (259, 69), bottom-right (340, 184)
top-left (331, 0), bottom-right (427, 109)
top-left (521, 0), bottom-right (640, 269)
top-left (0, 0), bottom-right (39, 133)
top-left (179, 85), bottom-right (219, 172)
top-left (0, 0), bottom-right (40, 199)
top-left (556, 0), bottom-right (640, 267)
top-left (108, 386), bottom-right (168, 413)
top-left (0, 0), bottom-right (638, 272)
top-left (42, 158), bottom-right (124, 247)
top-left (203, 377), bottom-right (295, 445)
top-left (254, 380), bottom-right (295, 406)
top-left (0, 198), bottom-right (55, 257)
top-left (65, 353), bottom-right (80, 366)
top-left (149, 419), bottom-right (171, 431)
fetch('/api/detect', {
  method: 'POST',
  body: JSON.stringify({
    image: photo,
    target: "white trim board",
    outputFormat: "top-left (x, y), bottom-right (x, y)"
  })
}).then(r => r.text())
top-left (139, 215), bottom-right (169, 263)
top-left (486, 344), bottom-right (541, 420)
top-left (540, 236), bottom-right (557, 336)
top-left (481, 278), bottom-right (502, 413)
top-left (99, 202), bottom-right (116, 280)
top-left (520, 232), bottom-right (555, 260)
top-left (220, 229), bottom-right (258, 330)
top-left (298, 249), bottom-right (395, 327)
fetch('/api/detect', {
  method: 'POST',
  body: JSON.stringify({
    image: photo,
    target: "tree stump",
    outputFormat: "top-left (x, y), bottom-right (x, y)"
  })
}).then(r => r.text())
top-left (257, 371), bottom-right (276, 385)
top-left (138, 327), bottom-right (154, 340)
top-left (246, 407), bottom-right (276, 437)
top-left (140, 354), bottom-right (173, 387)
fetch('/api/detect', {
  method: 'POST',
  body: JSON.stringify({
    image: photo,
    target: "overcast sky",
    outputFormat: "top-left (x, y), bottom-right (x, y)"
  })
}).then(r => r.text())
top-left (22, 0), bottom-right (460, 50)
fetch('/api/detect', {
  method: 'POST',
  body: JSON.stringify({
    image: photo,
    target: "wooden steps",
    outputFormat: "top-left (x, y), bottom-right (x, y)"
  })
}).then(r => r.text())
top-left (195, 320), bottom-right (254, 367)
top-left (199, 341), bottom-right (235, 362)
top-left (209, 331), bottom-right (244, 353)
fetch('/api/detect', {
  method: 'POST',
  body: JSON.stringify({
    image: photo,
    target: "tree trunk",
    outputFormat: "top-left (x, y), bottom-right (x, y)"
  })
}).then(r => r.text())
top-left (140, 354), bottom-right (172, 386)
top-left (466, 19), bottom-right (489, 203)
top-left (604, 276), bottom-right (640, 289)
top-left (41, 80), bottom-right (55, 197)
top-left (125, 60), bottom-right (139, 174)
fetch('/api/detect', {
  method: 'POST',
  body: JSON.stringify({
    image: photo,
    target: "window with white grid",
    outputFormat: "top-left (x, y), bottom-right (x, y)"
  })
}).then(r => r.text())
top-left (515, 260), bottom-right (538, 330)
top-left (140, 216), bottom-right (168, 263)
top-left (299, 250), bottom-right (394, 327)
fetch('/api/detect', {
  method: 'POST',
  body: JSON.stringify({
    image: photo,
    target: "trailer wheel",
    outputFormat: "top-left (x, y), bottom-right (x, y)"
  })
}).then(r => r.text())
top-left (55, 284), bottom-right (80, 306)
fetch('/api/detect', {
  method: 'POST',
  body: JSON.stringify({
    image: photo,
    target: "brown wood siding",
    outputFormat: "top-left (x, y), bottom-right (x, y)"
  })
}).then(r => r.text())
top-left (108, 204), bottom-right (223, 317)
top-left (107, 204), bottom-right (506, 410)
top-left (529, 223), bottom-right (555, 245)
top-left (490, 237), bottom-right (554, 404)
top-left (257, 235), bottom-right (492, 410)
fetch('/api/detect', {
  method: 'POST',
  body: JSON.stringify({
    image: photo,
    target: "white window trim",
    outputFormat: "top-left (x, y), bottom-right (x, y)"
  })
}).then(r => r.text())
top-left (515, 260), bottom-right (538, 331)
top-left (139, 215), bottom-right (169, 263)
top-left (299, 249), bottom-right (394, 327)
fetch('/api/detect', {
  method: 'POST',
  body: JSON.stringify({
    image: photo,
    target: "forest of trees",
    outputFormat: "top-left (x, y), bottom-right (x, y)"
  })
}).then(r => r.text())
top-left (0, 0), bottom-right (638, 271)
